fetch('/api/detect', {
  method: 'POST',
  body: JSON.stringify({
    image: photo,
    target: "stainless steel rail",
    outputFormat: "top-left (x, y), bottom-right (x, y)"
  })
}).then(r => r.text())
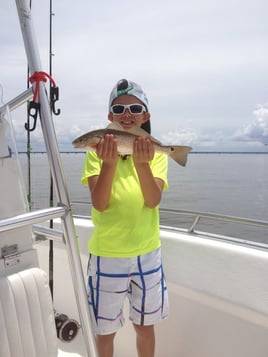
top-left (0, 207), bottom-right (67, 233)
top-left (159, 208), bottom-right (268, 231)
top-left (71, 201), bottom-right (268, 250)
top-left (0, 87), bottom-right (33, 115)
top-left (33, 224), bottom-right (64, 243)
top-left (71, 201), bottom-right (268, 231)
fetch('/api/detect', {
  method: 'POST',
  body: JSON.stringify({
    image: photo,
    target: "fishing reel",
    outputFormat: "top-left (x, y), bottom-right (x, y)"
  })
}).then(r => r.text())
top-left (55, 313), bottom-right (80, 342)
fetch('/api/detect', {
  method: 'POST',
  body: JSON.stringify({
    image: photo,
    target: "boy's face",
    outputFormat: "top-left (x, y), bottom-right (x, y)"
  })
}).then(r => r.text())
top-left (108, 94), bottom-right (150, 131)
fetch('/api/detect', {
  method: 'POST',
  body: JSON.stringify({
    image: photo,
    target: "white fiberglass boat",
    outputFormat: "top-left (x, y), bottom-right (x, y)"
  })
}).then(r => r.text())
top-left (1, 1), bottom-right (268, 356)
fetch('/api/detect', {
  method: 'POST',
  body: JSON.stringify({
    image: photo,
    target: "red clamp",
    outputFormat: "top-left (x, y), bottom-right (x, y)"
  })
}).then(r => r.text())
top-left (26, 71), bottom-right (61, 132)
top-left (29, 71), bottom-right (57, 102)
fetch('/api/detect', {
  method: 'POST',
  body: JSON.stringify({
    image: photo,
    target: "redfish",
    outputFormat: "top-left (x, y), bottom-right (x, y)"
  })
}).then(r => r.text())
top-left (72, 122), bottom-right (192, 166)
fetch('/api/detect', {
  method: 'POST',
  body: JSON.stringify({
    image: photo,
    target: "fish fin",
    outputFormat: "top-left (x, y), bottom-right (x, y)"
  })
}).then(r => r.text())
top-left (168, 146), bottom-right (192, 166)
top-left (106, 122), bottom-right (125, 131)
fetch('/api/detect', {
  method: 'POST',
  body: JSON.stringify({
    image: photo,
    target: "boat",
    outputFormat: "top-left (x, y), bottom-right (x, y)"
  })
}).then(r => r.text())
top-left (1, 1), bottom-right (268, 356)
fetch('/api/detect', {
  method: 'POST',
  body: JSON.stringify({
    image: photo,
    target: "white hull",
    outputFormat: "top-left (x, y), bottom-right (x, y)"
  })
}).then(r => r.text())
top-left (34, 217), bottom-right (268, 356)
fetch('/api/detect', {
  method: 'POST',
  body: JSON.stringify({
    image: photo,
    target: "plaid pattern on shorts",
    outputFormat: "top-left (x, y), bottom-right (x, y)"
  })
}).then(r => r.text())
top-left (87, 248), bottom-right (168, 335)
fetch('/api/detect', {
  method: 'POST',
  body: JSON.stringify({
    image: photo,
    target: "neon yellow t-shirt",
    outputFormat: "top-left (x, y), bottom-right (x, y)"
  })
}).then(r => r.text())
top-left (81, 152), bottom-right (168, 257)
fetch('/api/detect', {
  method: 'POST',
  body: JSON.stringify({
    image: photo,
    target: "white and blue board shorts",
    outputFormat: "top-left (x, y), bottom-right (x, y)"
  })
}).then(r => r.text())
top-left (87, 248), bottom-right (169, 335)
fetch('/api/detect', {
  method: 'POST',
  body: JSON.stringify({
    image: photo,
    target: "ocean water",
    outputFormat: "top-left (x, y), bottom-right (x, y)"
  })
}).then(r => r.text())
top-left (19, 153), bottom-right (268, 244)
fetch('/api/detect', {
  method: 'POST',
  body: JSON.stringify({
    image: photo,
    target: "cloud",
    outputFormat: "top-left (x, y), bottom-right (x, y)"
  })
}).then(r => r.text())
top-left (161, 128), bottom-right (198, 146)
top-left (160, 127), bottom-right (236, 150)
top-left (2, 1), bottom-right (268, 153)
top-left (233, 104), bottom-right (268, 145)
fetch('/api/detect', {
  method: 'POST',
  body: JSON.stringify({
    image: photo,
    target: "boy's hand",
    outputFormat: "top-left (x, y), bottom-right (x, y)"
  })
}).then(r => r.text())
top-left (96, 134), bottom-right (118, 164)
top-left (133, 137), bottom-right (154, 164)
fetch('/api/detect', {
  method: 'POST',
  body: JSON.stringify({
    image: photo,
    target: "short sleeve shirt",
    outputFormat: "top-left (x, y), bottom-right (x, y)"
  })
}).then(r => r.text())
top-left (81, 152), bottom-right (168, 257)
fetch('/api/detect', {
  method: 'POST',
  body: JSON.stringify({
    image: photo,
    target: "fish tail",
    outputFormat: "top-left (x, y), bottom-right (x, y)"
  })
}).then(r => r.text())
top-left (168, 146), bottom-right (192, 166)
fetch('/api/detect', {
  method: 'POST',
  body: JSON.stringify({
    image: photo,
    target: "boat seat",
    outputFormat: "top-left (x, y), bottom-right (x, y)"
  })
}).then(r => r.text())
top-left (0, 267), bottom-right (58, 357)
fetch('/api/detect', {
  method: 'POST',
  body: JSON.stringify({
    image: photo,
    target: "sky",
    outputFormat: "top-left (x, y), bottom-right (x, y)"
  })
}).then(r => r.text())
top-left (1, 0), bottom-right (268, 152)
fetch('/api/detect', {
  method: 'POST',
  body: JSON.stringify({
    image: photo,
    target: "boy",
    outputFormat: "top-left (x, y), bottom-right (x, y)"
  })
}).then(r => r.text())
top-left (81, 79), bottom-right (168, 357)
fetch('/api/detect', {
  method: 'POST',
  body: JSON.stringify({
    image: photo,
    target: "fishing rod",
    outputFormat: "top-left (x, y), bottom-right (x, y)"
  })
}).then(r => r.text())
top-left (48, 4), bottom-right (80, 340)
top-left (25, 1), bottom-right (59, 298)
top-left (25, 1), bottom-right (32, 209)
top-left (49, 0), bottom-right (54, 300)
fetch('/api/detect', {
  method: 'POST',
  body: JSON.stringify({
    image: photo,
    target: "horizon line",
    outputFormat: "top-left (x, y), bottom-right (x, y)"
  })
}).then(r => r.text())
top-left (18, 151), bottom-right (268, 155)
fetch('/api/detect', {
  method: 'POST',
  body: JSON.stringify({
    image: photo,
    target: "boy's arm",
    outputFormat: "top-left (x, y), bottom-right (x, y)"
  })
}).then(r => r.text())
top-left (88, 135), bottom-right (118, 212)
top-left (133, 137), bottom-right (164, 208)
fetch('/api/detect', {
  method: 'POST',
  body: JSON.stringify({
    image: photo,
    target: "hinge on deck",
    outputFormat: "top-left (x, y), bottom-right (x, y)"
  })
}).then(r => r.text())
top-left (1, 244), bottom-right (20, 268)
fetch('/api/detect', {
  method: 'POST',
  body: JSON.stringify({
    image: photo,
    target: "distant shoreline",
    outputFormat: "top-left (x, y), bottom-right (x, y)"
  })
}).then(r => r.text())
top-left (18, 151), bottom-right (268, 155)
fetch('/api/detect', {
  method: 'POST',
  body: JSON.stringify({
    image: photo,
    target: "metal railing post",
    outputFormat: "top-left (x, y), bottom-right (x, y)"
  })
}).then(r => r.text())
top-left (15, 1), bottom-right (97, 355)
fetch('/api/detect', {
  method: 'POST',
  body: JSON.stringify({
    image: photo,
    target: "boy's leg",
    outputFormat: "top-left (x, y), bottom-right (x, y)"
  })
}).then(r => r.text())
top-left (133, 324), bottom-right (155, 357)
top-left (87, 255), bottom-right (131, 355)
top-left (129, 249), bottom-right (169, 327)
top-left (87, 255), bottom-right (128, 334)
top-left (96, 332), bottom-right (116, 357)
top-left (129, 249), bottom-right (168, 357)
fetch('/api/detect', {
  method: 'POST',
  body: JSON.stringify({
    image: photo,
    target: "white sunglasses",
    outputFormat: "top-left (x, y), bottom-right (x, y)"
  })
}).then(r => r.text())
top-left (111, 103), bottom-right (146, 115)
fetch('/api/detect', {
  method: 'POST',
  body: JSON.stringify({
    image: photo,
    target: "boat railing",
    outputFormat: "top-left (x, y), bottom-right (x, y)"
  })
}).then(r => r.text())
top-left (69, 201), bottom-right (268, 250)
top-left (0, 87), bottom-right (33, 114)
top-left (0, 206), bottom-right (67, 233)
top-left (160, 207), bottom-right (268, 250)
top-left (159, 208), bottom-right (268, 231)
top-left (70, 200), bottom-right (268, 230)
